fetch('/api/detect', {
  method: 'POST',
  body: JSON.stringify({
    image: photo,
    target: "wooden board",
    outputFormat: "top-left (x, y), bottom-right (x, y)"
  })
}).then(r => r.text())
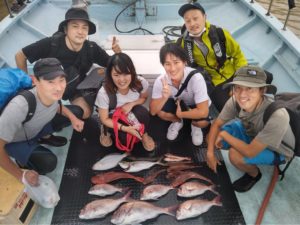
top-left (0, 167), bottom-right (24, 216)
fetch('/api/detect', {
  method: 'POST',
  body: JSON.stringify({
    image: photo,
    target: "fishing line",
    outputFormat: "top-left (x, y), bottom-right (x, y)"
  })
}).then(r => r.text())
top-left (114, 0), bottom-right (154, 35)
top-left (162, 25), bottom-right (182, 42)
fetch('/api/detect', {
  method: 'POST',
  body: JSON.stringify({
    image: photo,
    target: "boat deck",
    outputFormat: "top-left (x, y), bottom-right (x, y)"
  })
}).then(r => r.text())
top-left (0, 0), bottom-right (299, 224)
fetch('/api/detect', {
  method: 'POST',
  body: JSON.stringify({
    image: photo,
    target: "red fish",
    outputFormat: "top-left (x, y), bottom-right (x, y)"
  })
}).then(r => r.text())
top-left (164, 153), bottom-right (192, 162)
top-left (143, 168), bottom-right (166, 185)
top-left (167, 164), bottom-right (202, 174)
top-left (91, 171), bottom-right (144, 184)
top-left (171, 171), bottom-right (213, 187)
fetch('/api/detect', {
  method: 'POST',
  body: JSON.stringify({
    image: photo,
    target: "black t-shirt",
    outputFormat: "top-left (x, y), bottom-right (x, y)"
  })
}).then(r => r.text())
top-left (22, 34), bottom-right (110, 76)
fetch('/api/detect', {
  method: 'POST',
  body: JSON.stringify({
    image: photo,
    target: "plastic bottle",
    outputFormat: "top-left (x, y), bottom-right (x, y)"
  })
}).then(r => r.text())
top-left (127, 111), bottom-right (141, 129)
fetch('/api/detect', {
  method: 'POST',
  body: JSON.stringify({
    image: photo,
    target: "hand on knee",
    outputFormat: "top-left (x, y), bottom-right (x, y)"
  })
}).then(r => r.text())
top-left (228, 148), bottom-right (244, 166)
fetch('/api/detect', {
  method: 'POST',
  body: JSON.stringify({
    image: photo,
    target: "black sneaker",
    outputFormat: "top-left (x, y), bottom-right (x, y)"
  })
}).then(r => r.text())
top-left (233, 169), bottom-right (262, 192)
top-left (38, 134), bottom-right (67, 147)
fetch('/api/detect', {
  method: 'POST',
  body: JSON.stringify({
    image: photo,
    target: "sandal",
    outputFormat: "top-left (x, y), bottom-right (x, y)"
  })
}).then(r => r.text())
top-left (99, 125), bottom-right (112, 147)
top-left (142, 133), bottom-right (155, 151)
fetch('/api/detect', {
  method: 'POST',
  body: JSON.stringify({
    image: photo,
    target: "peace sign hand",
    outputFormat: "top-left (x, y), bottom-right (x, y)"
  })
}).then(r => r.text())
top-left (161, 77), bottom-right (171, 99)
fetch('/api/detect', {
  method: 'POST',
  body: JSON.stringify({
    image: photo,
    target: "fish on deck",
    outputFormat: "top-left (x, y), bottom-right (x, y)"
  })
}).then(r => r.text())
top-left (177, 181), bottom-right (219, 198)
top-left (118, 157), bottom-right (166, 173)
top-left (88, 183), bottom-right (128, 197)
top-left (79, 190), bottom-right (132, 219)
top-left (171, 171), bottom-right (213, 187)
top-left (91, 171), bottom-right (144, 184)
top-left (92, 153), bottom-right (128, 171)
top-left (140, 184), bottom-right (174, 200)
top-left (164, 153), bottom-right (192, 162)
top-left (111, 201), bottom-right (177, 225)
top-left (176, 196), bottom-right (222, 220)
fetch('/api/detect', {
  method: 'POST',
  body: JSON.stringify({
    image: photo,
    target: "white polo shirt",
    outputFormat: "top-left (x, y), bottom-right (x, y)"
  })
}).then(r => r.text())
top-left (152, 67), bottom-right (211, 106)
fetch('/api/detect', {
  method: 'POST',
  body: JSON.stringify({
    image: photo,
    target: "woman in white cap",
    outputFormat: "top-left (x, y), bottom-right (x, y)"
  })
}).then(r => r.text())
top-left (207, 65), bottom-right (295, 192)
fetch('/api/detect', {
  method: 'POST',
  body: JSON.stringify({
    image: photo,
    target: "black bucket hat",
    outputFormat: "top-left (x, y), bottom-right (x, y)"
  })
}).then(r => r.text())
top-left (58, 8), bottom-right (96, 35)
top-left (178, 2), bottom-right (206, 17)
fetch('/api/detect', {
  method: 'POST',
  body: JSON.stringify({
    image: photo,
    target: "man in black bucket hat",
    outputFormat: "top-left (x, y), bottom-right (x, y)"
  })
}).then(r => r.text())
top-left (15, 7), bottom-right (121, 125)
top-left (206, 65), bottom-right (295, 192)
top-left (58, 7), bottom-right (96, 35)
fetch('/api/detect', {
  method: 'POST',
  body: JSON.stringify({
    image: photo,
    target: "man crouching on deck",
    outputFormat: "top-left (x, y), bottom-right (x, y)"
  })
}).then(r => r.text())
top-left (206, 66), bottom-right (295, 192)
top-left (0, 58), bottom-right (84, 186)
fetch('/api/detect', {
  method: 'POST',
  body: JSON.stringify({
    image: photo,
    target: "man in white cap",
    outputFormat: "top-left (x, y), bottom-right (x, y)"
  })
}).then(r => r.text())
top-left (206, 65), bottom-right (295, 192)
top-left (0, 58), bottom-right (84, 186)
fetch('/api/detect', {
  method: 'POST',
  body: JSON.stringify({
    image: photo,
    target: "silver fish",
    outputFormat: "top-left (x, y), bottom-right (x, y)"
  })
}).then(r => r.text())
top-left (88, 184), bottom-right (126, 197)
top-left (177, 181), bottom-right (219, 197)
top-left (140, 184), bottom-right (174, 200)
top-left (79, 190), bottom-right (131, 219)
top-left (119, 158), bottom-right (165, 173)
top-left (111, 201), bottom-right (176, 225)
top-left (92, 153), bottom-right (128, 171)
top-left (176, 196), bottom-right (222, 220)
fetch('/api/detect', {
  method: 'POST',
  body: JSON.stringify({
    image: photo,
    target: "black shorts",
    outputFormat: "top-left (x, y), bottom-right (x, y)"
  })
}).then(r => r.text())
top-left (70, 89), bottom-right (98, 109)
top-left (161, 98), bottom-right (211, 122)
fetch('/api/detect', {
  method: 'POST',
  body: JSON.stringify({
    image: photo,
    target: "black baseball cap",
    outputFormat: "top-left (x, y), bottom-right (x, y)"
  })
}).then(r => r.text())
top-left (178, 2), bottom-right (206, 17)
top-left (33, 58), bottom-right (66, 80)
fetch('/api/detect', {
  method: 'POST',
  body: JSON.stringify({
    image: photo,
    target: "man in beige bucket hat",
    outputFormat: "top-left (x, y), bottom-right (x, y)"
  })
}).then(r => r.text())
top-left (206, 65), bottom-right (295, 192)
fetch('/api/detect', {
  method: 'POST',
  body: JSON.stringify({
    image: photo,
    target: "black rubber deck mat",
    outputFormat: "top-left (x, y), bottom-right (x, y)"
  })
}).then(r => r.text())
top-left (51, 117), bottom-right (245, 225)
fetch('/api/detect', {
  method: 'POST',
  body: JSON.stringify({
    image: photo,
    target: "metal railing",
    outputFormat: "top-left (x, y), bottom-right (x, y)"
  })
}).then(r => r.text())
top-left (250, 0), bottom-right (297, 30)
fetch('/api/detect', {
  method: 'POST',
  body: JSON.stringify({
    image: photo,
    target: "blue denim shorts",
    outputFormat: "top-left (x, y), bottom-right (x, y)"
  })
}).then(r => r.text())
top-left (5, 122), bottom-right (53, 165)
top-left (221, 120), bottom-right (285, 165)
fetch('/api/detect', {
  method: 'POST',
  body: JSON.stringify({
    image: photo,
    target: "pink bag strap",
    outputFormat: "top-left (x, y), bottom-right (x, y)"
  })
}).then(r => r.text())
top-left (112, 108), bottom-right (145, 152)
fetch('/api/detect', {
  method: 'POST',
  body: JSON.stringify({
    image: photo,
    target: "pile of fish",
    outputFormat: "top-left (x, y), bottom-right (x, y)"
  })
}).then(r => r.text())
top-left (79, 152), bottom-right (222, 224)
